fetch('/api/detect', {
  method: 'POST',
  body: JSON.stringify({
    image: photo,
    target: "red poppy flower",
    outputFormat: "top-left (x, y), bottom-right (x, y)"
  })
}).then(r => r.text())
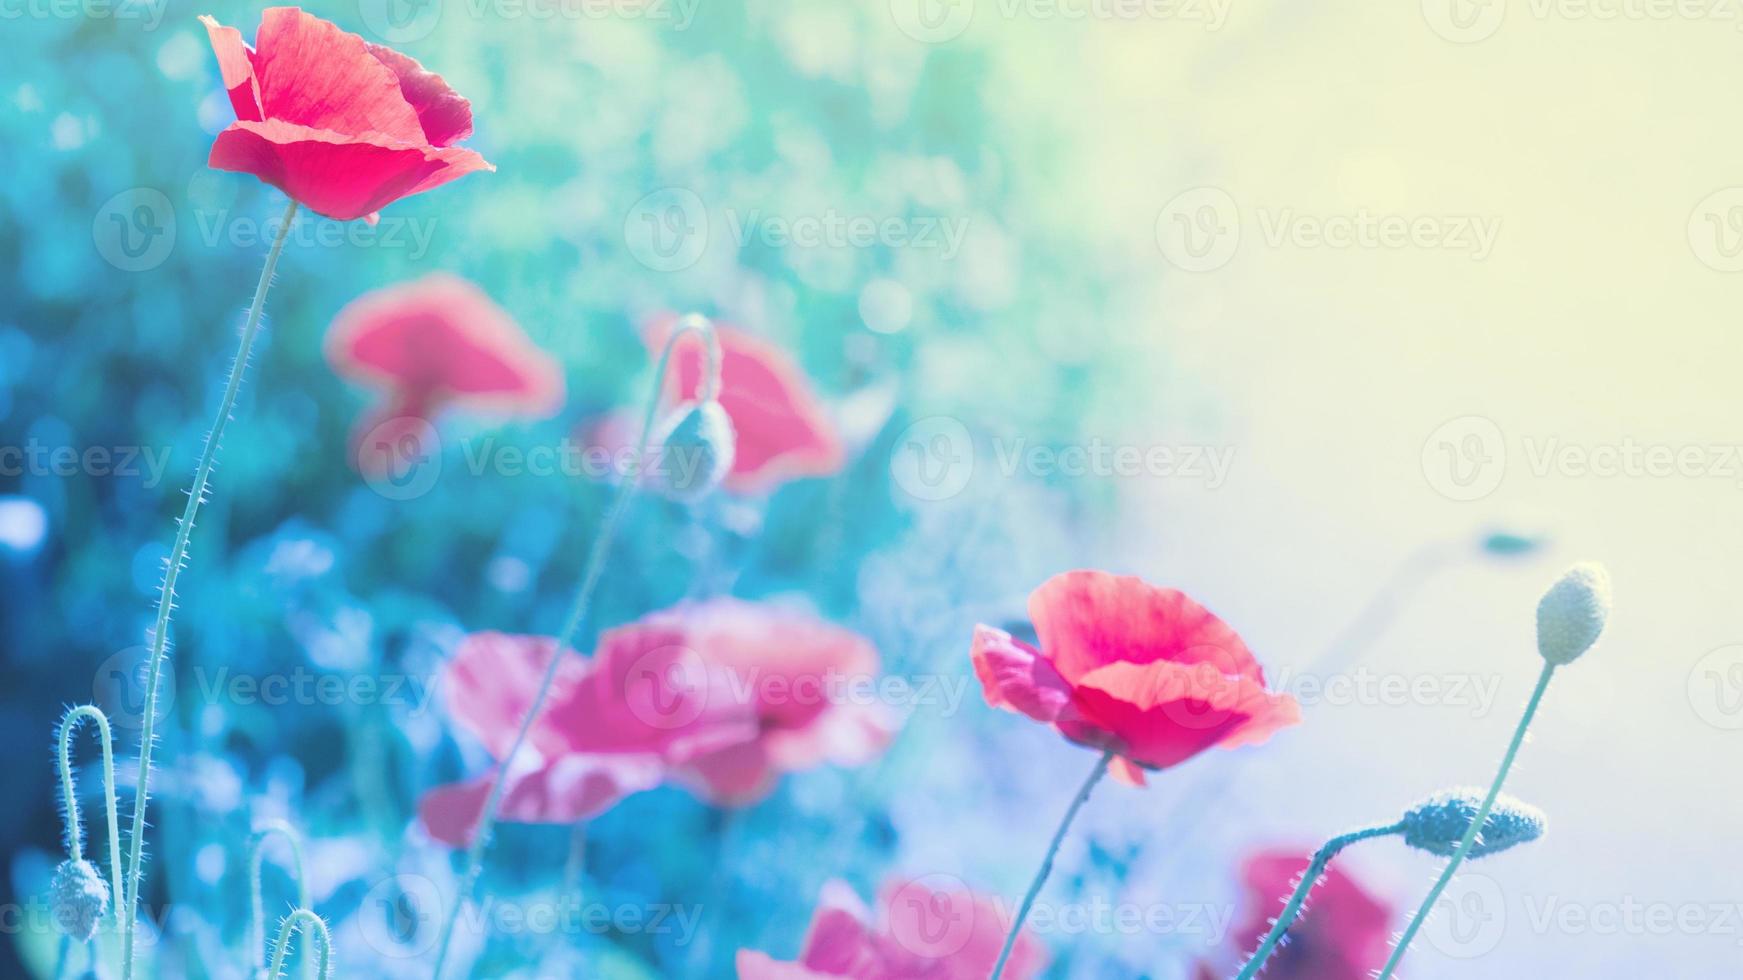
top-left (1195, 849), bottom-right (1395, 979)
top-left (545, 598), bottom-right (895, 806)
top-left (971, 570), bottom-right (1299, 784)
top-left (326, 274), bottom-right (563, 475)
top-left (586, 316), bottom-right (844, 494)
top-left (201, 7), bottom-right (493, 223)
top-left (737, 878), bottom-right (1047, 980)
top-left (417, 631), bottom-right (755, 847)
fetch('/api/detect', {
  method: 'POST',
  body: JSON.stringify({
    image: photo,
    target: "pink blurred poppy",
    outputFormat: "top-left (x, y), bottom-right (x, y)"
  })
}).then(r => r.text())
top-left (417, 631), bottom-right (754, 847)
top-left (1194, 849), bottom-right (1395, 979)
top-left (550, 598), bottom-right (895, 806)
top-left (737, 878), bottom-right (1047, 980)
top-left (971, 570), bottom-right (1299, 785)
top-left (326, 274), bottom-right (563, 476)
top-left (586, 316), bottom-right (844, 494)
top-left (201, 7), bottom-right (493, 223)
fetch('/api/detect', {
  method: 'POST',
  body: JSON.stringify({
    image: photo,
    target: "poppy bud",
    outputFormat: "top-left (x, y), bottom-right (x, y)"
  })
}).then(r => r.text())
top-left (650, 400), bottom-right (736, 502)
top-left (1400, 788), bottom-right (1546, 859)
top-left (50, 859), bottom-right (109, 942)
top-left (1536, 562), bottom-right (1611, 665)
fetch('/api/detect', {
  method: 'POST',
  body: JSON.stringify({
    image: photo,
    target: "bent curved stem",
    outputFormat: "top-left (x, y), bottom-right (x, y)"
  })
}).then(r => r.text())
top-left (266, 909), bottom-right (332, 980)
top-left (1231, 822), bottom-right (1403, 980)
top-left (1376, 662), bottom-right (1556, 979)
top-left (249, 821), bottom-right (310, 978)
top-left (57, 705), bottom-right (123, 932)
top-left (428, 315), bottom-right (720, 979)
top-left (991, 750), bottom-right (1113, 980)
top-left (121, 198), bottom-right (299, 980)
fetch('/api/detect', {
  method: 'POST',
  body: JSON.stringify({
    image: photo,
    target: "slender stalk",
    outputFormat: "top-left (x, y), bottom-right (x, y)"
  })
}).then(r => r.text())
top-left (248, 821), bottom-right (309, 978)
top-left (58, 705), bottom-right (123, 932)
top-left (121, 198), bottom-right (300, 980)
top-left (428, 315), bottom-right (720, 978)
top-left (266, 909), bottom-right (332, 980)
top-left (991, 750), bottom-right (1113, 980)
top-left (1231, 823), bottom-right (1403, 980)
top-left (1376, 662), bottom-right (1557, 979)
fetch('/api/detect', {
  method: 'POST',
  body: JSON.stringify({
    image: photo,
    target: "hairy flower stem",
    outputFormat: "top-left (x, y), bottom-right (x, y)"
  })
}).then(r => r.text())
top-left (429, 316), bottom-right (721, 979)
top-left (266, 909), bottom-right (333, 980)
top-left (1377, 661), bottom-right (1557, 979)
top-left (120, 198), bottom-right (300, 980)
top-left (1231, 822), bottom-right (1404, 980)
top-left (249, 821), bottom-right (310, 980)
top-left (58, 706), bottom-right (123, 923)
top-left (990, 750), bottom-right (1114, 980)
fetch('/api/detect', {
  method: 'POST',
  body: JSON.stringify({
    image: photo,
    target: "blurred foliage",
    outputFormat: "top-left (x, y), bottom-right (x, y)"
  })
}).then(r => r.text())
top-left (0, 2), bottom-right (1178, 977)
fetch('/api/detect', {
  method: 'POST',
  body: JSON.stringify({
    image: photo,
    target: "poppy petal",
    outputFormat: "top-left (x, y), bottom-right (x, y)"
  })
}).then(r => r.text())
top-left (1068, 659), bottom-right (1298, 770)
top-left (417, 753), bottom-right (664, 847)
top-left (970, 624), bottom-right (1074, 724)
top-left (365, 43), bottom-right (475, 147)
top-left (1029, 570), bottom-right (1266, 685)
top-left (208, 119), bottom-right (492, 222)
top-left (251, 6), bottom-right (424, 145)
top-left (199, 15), bottom-right (262, 122)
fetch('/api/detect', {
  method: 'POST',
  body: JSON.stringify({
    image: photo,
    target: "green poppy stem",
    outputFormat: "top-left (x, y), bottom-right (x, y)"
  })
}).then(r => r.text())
top-left (1376, 661), bottom-right (1557, 979)
top-left (120, 197), bottom-right (299, 980)
top-left (990, 749), bottom-right (1114, 980)
top-left (1231, 822), bottom-right (1403, 980)
top-left (428, 316), bottom-right (720, 978)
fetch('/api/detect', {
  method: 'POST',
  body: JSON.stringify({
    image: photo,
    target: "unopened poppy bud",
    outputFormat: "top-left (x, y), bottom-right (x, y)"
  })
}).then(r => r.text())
top-left (1536, 562), bottom-right (1611, 665)
top-left (650, 400), bottom-right (735, 502)
top-left (50, 859), bottom-right (108, 941)
top-left (1401, 788), bottom-right (1545, 859)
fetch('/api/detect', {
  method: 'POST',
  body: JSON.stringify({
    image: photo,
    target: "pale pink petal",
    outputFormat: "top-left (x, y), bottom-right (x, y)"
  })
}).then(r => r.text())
top-left (734, 951), bottom-right (838, 979)
top-left (439, 632), bottom-right (583, 760)
top-left (970, 625), bottom-right (1073, 723)
top-left (681, 741), bottom-right (778, 807)
top-left (646, 317), bottom-right (845, 494)
top-left (546, 619), bottom-right (760, 761)
top-left (326, 273), bottom-right (564, 414)
top-left (199, 15), bottom-right (262, 122)
top-left (1109, 755), bottom-right (1148, 787)
top-left (416, 753), bottom-right (664, 847)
